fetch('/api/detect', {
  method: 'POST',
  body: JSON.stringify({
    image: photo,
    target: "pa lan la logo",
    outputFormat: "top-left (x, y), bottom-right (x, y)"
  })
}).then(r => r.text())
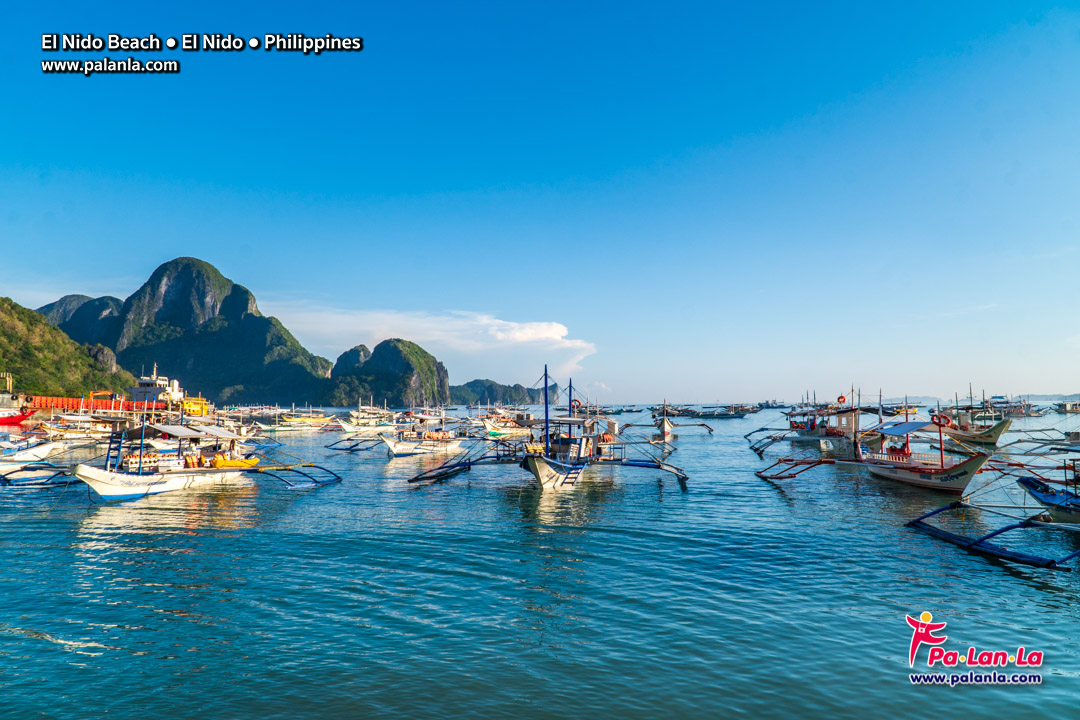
top-left (906, 611), bottom-right (1043, 668)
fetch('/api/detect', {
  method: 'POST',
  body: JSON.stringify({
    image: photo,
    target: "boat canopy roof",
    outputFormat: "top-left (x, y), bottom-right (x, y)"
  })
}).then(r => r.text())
top-left (195, 425), bottom-right (244, 440)
top-left (864, 420), bottom-right (934, 436)
top-left (148, 424), bottom-right (243, 440)
top-left (521, 416), bottom-right (586, 427)
top-left (149, 424), bottom-right (206, 438)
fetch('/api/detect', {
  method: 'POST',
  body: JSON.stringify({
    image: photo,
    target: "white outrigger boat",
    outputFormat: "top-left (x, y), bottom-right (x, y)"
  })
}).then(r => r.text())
top-left (854, 424), bottom-right (989, 492)
top-left (746, 396), bottom-right (873, 455)
top-left (0, 437), bottom-right (62, 471)
top-left (757, 412), bottom-right (990, 494)
top-left (379, 429), bottom-right (468, 457)
top-left (73, 421), bottom-right (343, 500)
top-left (481, 417), bottom-right (532, 439)
top-left (255, 420), bottom-right (320, 434)
top-left (520, 376), bottom-right (688, 490)
top-left (74, 461), bottom-right (251, 501)
top-left (932, 404), bottom-right (1012, 447)
top-left (39, 414), bottom-right (116, 440)
top-left (338, 417), bottom-right (398, 434)
top-left (73, 423), bottom-right (257, 500)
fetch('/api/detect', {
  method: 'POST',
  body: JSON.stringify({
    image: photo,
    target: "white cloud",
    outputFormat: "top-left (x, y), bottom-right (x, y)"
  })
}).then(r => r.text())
top-left (257, 301), bottom-right (597, 381)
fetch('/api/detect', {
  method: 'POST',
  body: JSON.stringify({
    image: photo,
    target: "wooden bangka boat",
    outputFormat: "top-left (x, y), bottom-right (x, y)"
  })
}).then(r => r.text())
top-left (481, 418), bottom-right (532, 439)
top-left (0, 439), bottom-right (61, 470)
top-left (73, 422), bottom-right (341, 500)
top-left (757, 418), bottom-right (989, 495)
top-left (74, 461), bottom-right (250, 501)
top-left (1016, 477), bottom-right (1080, 523)
top-left (379, 430), bottom-right (468, 457)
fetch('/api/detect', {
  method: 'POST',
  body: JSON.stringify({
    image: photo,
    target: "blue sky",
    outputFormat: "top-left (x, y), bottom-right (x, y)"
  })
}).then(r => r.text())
top-left (4, 2), bottom-right (1080, 401)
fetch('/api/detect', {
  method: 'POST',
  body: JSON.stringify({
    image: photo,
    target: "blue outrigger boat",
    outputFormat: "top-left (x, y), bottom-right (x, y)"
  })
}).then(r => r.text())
top-left (1016, 476), bottom-right (1080, 523)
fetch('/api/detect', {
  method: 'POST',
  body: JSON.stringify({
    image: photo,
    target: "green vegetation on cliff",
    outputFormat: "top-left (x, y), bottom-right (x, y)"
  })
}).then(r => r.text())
top-left (36, 258), bottom-right (458, 407)
top-left (450, 379), bottom-right (558, 405)
top-left (37, 294), bottom-right (93, 325)
top-left (39, 258), bottom-right (332, 404)
top-left (0, 296), bottom-right (135, 396)
top-left (326, 339), bottom-right (449, 407)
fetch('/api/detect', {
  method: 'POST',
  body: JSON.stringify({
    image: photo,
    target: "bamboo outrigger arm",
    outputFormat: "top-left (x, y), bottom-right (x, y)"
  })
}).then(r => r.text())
top-left (906, 501), bottom-right (1080, 571)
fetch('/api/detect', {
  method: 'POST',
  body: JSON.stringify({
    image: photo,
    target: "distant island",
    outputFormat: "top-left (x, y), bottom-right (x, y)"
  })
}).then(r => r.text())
top-left (449, 378), bottom-right (559, 405)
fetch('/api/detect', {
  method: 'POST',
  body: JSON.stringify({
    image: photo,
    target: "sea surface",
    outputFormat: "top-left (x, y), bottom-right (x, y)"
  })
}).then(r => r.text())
top-left (2, 409), bottom-right (1079, 718)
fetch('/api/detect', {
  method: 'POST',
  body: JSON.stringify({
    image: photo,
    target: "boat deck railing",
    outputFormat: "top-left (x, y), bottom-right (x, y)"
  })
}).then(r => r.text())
top-left (862, 451), bottom-right (944, 468)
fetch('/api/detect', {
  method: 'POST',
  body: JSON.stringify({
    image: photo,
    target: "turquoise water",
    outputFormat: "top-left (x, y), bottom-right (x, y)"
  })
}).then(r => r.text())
top-left (2, 410), bottom-right (1079, 718)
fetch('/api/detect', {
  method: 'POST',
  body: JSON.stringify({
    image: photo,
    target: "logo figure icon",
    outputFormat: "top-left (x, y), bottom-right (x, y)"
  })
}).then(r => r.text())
top-left (906, 611), bottom-right (947, 667)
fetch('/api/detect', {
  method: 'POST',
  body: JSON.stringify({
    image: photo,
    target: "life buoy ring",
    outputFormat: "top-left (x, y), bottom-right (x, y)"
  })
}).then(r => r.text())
top-left (837, 395), bottom-right (846, 404)
top-left (931, 414), bottom-right (953, 428)
top-left (571, 399), bottom-right (583, 408)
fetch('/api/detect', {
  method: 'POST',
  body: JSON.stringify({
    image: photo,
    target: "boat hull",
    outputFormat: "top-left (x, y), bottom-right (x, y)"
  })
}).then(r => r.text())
top-left (0, 441), bottom-right (60, 464)
top-left (338, 420), bottom-right (397, 434)
top-left (73, 463), bottom-right (247, 501)
top-left (864, 453), bottom-right (989, 494)
top-left (255, 422), bottom-right (316, 434)
top-left (1017, 478), bottom-right (1080, 523)
top-left (522, 455), bottom-right (584, 490)
top-left (942, 419), bottom-right (1011, 446)
top-left (380, 434), bottom-right (466, 457)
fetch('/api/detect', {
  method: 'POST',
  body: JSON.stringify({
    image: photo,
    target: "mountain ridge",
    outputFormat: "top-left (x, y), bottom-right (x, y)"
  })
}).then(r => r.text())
top-left (35, 258), bottom-right (454, 406)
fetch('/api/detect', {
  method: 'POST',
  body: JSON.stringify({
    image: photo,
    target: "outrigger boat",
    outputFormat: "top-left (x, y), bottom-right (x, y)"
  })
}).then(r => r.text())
top-left (756, 405), bottom-right (990, 494)
top-left (338, 417), bottom-right (398, 434)
top-left (73, 423), bottom-right (256, 500)
top-left (685, 405), bottom-right (747, 420)
top-left (0, 437), bottom-right (62, 470)
top-left (407, 368), bottom-right (689, 491)
top-left (933, 413), bottom-right (1012, 447)
top-left (481, 417), bottom-right (533, 439)
top-left (379, 428), bottom-right (469, 457)
top-left (280, 411), bottom-right (335, 425)
top-left (853, 421), bottom-right (990, 492)
top-left (74, 422), bottom-right (341, 500)
top-left (0, 409), bottom-right (35, 426)
top-left (39, 414), bottom-right (118, 440)
top-left (523, 374), bottom-right (690, 490)
top-left (255, 420), bottom-right (317, 434)
top-left (1016, 477), bottom-right (1080, 523)
top-left (745, 395), bottom-right (868, 455)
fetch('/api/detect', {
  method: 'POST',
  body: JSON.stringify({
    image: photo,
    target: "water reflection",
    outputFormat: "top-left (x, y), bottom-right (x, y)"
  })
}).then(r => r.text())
top-left (503, 470), bottom-right (620, 527)
top-left (76, 481), bottom-right (260, 540)
top-left (70, 484), bottom-right (260, 631)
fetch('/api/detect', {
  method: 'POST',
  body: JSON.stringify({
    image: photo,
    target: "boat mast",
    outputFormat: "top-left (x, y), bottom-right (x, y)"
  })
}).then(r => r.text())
top-left (138, 399), bottom-right (147, 474)
top-left (938, 399), bottom-right (944, 468)
top-left (567, 377), bottom-right (574, 440)
top-left (543, 364), bottom-right (550, 458)
top-left (904, 394), bottom-right (910, 453)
